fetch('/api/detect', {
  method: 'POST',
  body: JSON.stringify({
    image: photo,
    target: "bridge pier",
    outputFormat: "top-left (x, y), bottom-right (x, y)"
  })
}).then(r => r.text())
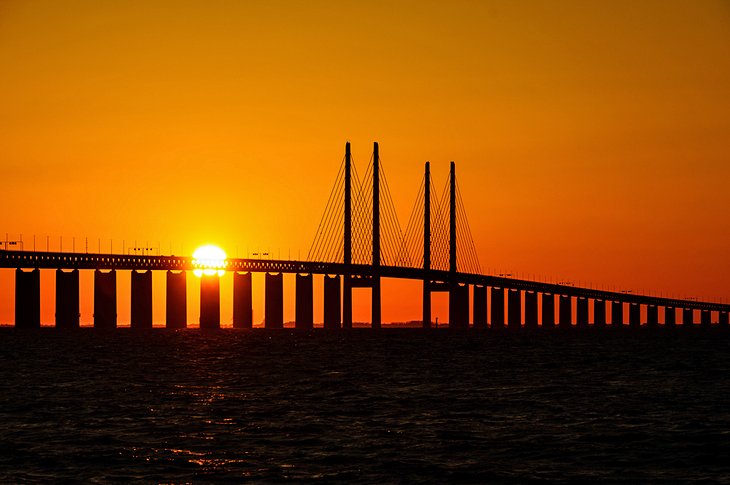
top-left (629, 303), bottom-right (640, 327)
top-left (701, 310), bottom-right (711, 327)
top-left (576, 297), bottom-right (589, 328)
top-left (473, 285), bottom-right (487, 329)
top-left (664, 306), bottom-right (676, 327)
top-left (94, 269), bottom-right (117, 329)
top-left (166, 270), bottom-right (187, 329)
top-left (490, 287), bottom-right (505, 328)
top-left (508, 289), bottom-right (521, 329)
top-left (15, 268), bottom-right (40, 329)
top-left (323, 275), bottom-right (341, 329)
top-left (233, 272), bottom-right (253, 329)
top-left (524, 291), bottom-right (538, 329)
top-left (611, 301), bottom-right (623, 326)
top-left (265, 273), bottom-right (284, 329)
top-left (295, 274), bottom-right (313, 329)
top-left (647, 305), bottom-right (658, 328)
top-left (448, 283), bottom-right (469, 329)
top-left (56, 269), bottom-right (79, 329)
top-left (720, 312), bottom-right (729, 327)
top-left (131, 270), bottom-right (153, 329)
top-left (541, 293), bottom-right (555, 328)
top-left (683, 308), bottom-right (694, 327)
top-left (594, 299), bottom-right (606, 327)
top-left (559, 295), bottom-right (572, 328)
top-left (200, 274), bottom-right (220, 329)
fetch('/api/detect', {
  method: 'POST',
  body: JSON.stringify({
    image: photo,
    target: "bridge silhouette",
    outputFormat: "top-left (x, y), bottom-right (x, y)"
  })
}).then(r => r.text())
top-left (2, 142), bottom-right (729, 329)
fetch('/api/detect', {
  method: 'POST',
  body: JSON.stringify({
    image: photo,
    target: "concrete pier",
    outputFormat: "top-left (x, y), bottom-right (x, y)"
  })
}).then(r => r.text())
top-left (295, 273), bottom-right (314, 329)
top-left (233, 272), bottom-right (253, 329)
top-left (449, 284), bottom-right (469, 329)
top-left (683, 308), bottom-right (694, 327)
top-left (576, 297), bottom-right (588, 328)
top-left (265, 273), bottom-right (284, 329)
top-left (490, 287), bottom-right (505, 328)
top-left (130, 270), bottom-right (152, 329)
top-left (94, 269), bottom-right (117, 329)
top-left (664, 306), bottom-right (676, 327)
top-left (701, 310), bottom-right (711, 327)
top-left (200, 274), bottom-right (220, 329)
top-left (166, 270), bottom-right (187, 329)
top-left (629, 303), bottom-right (640, 327)
top-left (594, 299), bottom-right (606, 327)
top-left (55, 269), bottom-right (79, 329)
top-left (508, 289), bottom-right (521, 329)
top-left (541, 293), bottom-right (555, 328)
top-left (611, 301), bottom-right (623, 326)
top-left (524, 291), bottom-right (538, 329)
top-left (559, 295), bottom-right (572, 328)
top-left (323, 275), bottom-right (341, 329)
top-left (15, 268), bottom-right (40, 329)
top-left (647, 305), bottom-right (658, 328)
top-left (473, 285), bottom-right (487, 329)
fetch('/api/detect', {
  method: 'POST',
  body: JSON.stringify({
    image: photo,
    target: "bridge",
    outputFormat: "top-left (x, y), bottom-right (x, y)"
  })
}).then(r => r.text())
top-left (2, 142), bottom-right (729, 329)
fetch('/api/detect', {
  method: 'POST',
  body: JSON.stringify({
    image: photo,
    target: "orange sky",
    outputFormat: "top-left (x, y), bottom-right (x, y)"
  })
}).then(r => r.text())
top-left (1, 0), bottom-right (729, 325)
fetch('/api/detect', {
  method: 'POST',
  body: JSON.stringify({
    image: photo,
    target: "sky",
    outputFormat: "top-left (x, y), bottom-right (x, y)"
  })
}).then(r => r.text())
top-left (1, 0), bottom-right (729, 325)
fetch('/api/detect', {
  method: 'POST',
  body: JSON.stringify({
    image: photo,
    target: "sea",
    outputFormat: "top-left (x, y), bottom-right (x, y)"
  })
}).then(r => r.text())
top-left (1, 328), bottom-right (729, 483)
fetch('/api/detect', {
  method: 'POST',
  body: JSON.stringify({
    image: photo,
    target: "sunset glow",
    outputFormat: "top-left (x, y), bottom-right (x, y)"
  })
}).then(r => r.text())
top-left (192, 245), bottom-right (227, 277)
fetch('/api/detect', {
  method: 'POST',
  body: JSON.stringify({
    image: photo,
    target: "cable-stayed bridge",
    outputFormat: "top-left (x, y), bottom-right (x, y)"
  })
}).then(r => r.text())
top-left (1, 142), bottom-right (728, 329)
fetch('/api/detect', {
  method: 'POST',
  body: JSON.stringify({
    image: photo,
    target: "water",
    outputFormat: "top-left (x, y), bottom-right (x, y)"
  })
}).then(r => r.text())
top-left (1, 328), bottom-right (729, 483)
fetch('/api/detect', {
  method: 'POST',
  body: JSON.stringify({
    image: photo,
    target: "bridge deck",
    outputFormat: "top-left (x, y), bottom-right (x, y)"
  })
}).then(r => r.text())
top-left (1, 250), bottom-right (728, 312)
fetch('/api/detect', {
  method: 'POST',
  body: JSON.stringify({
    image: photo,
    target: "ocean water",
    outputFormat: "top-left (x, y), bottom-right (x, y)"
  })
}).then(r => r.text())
top-left (1, 328), bottom-right (729, 483)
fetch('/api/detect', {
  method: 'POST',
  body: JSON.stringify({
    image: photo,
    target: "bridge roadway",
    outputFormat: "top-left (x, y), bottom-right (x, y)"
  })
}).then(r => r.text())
top-left (1, 249), bottom-right (728, 313)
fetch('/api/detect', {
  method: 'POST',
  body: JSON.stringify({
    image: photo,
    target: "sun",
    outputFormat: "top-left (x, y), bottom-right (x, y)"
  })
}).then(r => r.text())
top-left (192, 244), bottom-right (228, 277)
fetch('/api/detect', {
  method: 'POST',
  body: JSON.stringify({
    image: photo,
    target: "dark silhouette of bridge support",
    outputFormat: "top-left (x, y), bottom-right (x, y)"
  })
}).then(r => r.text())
top-left (701, 310), bottom-right (711, 327)
top-left (15, 268), bottom-right (40, 329)
top-left (646, 305), bottom-right (658, 327)
top-left (525, 291), bottom-right (538, 329)
top-left (508, 290), bottom-right (521, 329)
top-left (611, 301), bottom-right (623, 326)
top-left (664, 306), bottom-right (676, 327)
top-left (265, 273), bottom-right (284, 329)
top-left (200, 275), bottom-right (220, 329)
top-left (491, 287), bottom-right (505, 328)
top-left (233, 272), bottom-right (253, 329)
top-left (295, 274), bottom-right (313, 329)
top-left (473, 285), bottom-right (487, 329)
top-left (576, 297), bottom-right (588, 328)
top-left (422, 161), bottom-right (432, 329)
top-left (340, 142), bottom-right (381, 329)
top-left (343, 142), bottom-right (353, 330)
top-left (683, 308), bottom-right (694, 327)
top-left (542, 293), bottom-right (555, 328)
top-left (629, 303), bottom-right (640, 327)
top-left (559, 295), bottom-right (572, 327)
top-left (323, 275), bottom-right (341, 329)
top-left (594, 299), bottom-right (606, 327)
top-left (131, 270), bottom-right (152, 329)
top-left (448, 283), bottom-right (469, 328)
top-left (166, 270), bottom-right (187, 329)
top-left (94, 269), bottom-right (117, 329)
top-left (720, 312), bottom-right (729, 327)
top-left (372, 143), bottom-right (382, 330)
top-left (56, 269), bottom-right (79, 329)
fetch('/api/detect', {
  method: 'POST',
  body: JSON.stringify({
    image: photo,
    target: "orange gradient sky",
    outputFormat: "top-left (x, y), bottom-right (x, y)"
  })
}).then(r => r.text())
top-left (1, 0), bottom-right (729, 325)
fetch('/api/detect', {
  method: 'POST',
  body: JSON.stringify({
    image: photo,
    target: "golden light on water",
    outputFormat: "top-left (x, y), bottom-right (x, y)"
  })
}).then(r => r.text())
top-left (192, 245), bottom-right (227, 277)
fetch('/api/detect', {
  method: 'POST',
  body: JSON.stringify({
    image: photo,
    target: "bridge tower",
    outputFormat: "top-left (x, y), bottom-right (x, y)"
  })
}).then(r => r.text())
top-left (372, 142), bottom-right (382, 329)
top-left (422, 162), bottom-right (431, 328)
top-left (343, 141), bottom-right (353, 329)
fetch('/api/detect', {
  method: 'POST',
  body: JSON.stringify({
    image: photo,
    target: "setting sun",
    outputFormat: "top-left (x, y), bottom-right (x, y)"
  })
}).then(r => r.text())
top-left (192, 244), bottom-right (227, 277)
